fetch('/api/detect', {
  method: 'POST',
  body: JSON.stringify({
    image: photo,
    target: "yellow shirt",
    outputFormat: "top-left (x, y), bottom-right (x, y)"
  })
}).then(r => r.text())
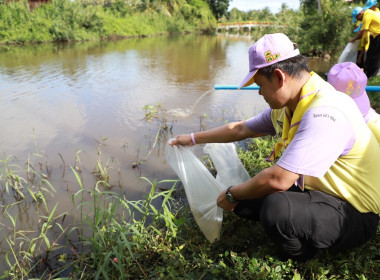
top-left (270, 73), bottom-right (380, 214)
top-left (367, 109), bottom-right (380, 144)
top-left (359, 31), bottom-right (371, 51)
top-left (305, 90), bottom-right (380, 214)
top-left (362, 9), bottom-right (380, 37)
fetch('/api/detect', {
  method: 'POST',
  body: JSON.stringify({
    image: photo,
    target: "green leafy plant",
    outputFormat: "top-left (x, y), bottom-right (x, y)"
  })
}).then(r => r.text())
top-left (1, 135), bottom-right (379, 280)
top-left (238, 137), bottom-right (278, 176)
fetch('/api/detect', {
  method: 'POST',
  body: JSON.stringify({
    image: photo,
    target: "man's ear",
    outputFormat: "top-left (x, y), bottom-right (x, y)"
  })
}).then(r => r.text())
top-left (273, 68), bottom-right (286, 87)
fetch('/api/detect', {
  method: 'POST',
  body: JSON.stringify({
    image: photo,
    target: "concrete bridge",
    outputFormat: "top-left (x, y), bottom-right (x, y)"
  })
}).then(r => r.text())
top-left (216, 21), bottom-right (279, 33)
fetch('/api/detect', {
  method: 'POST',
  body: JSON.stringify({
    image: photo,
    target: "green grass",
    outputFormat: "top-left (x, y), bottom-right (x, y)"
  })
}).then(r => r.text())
top-left (0, 137), bottom-right (379, 279)
top-left (0, 0), bottom-right (216, 45)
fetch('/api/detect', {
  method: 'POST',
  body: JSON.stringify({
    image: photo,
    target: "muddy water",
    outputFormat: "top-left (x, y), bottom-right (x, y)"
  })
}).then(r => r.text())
top-left (0, 34), bottom-right (335, 272)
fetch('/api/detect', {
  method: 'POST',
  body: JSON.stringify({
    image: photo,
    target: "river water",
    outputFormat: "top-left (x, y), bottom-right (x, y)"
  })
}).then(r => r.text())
top-left (0, 34), bottom-right (335, 272)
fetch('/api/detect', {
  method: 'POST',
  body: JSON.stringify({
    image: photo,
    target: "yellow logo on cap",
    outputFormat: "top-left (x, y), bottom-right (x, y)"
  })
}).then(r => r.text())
top-left (353, 79), bottom-right (361, 96)
top-left (355, 84), bottom-right (361, 96)
top-left (264, 51), bottom-right (280, 63)
top-left (346, 80), bottom-right (354, 96)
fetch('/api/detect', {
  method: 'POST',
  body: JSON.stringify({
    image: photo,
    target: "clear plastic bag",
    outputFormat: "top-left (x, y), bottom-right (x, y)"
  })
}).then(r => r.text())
top-left (338, 41), bottom-right (359, 63)
top-left (166, 142), bottom-right (250, 242)
top-left (203, 143), bottom-right (251, 186)
top-left (166, 144), bottom-right (224, 242)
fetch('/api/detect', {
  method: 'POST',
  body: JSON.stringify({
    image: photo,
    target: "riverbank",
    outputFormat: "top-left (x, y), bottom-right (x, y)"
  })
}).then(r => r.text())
top-left (0, 0), bottom-right (216, 45)
top-left (2, 136), bottom-right (379, 279)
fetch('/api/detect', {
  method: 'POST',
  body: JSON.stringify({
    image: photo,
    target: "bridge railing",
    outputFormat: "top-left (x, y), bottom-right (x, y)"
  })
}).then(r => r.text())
top-left (217, 21), bottom-right (275, 27)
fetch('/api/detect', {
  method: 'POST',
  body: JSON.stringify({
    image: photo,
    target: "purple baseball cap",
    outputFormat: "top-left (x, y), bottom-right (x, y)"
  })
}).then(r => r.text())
top-left (327, 62), bottom-right (370, 115)
top-left (238, 33), bottom-right (300, 89)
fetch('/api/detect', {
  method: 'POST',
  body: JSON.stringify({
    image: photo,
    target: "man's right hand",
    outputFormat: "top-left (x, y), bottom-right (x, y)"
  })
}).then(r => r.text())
top-left (168, 134), bottom-right (194, 146)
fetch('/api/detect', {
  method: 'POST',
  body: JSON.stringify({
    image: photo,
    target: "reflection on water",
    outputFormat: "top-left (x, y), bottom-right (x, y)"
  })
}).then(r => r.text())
top-left (0, 34), bottom-right (335, 272)
top-left (0, 34), bottom-right (266, 192)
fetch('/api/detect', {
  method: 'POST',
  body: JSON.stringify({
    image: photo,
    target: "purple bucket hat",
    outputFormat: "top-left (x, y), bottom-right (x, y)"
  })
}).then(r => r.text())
top-left (327, 62), bottom-right (370, 115)
top-left (238, 33), bottom-right (300, 89)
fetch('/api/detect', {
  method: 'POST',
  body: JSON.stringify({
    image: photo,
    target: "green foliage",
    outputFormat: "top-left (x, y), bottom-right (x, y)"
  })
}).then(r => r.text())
top-left (238, 137), bottom-right (278, 176)
top-left (298, 0), bottom-right (352, 57)
top-left (68, 177), bottom-right (185, 279)
top-left (272, 5), bottom-right (304, 46)
top-left (187, 0), bottom-right (218, 30)
top-left (222, 0), bottom-right (358, 57)
top-left (106, 0), bottom-right (132, 17)
top-left (205, 0), bottom-right (231, 19)
top-left (0, 153), bottom-right (64, 279)
top-left (220, 6), bottom-right (302, 45)
top-left (227, 7), bottom-right (276, 23)
top-left (1, 138), bottom-right (379, 279)
top-left (0, 0), bottom-right (216, 44)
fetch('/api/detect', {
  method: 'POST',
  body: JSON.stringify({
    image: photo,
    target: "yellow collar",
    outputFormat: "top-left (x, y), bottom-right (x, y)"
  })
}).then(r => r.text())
top-left (267, 72), bottom-right (321, 161)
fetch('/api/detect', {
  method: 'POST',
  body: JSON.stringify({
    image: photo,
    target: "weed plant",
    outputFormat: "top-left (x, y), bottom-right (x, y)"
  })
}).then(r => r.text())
top-left (0, 153), bottom-right (65, 279)
top-left (237, 136), bottom-right (279, 176)
top-left (0, 0), bottom-right (216, 45)
top-left (0, 137), bottom-right (379, 279)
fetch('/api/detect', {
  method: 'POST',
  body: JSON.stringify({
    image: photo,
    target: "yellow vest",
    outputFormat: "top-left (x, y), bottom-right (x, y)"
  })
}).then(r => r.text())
top-left (270, 74), bottom-right (380, 214)
top-left (362, 9), bottom-right (380, 37)
top-left (367, 114), bottom-right (380, 145)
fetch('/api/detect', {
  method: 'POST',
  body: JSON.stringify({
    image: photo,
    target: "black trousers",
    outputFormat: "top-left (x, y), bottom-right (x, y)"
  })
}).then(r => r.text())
top-left (233, 186), bottom-right (379, 261)
top-left (356, 50), bottom-right (365, 69)
top-left (364, 35), bottom-right (380, 78)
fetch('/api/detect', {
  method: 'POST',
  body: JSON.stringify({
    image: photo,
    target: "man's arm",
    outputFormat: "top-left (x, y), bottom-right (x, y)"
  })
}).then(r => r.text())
top-left (350, 29), bottom-right (367, 42)
top-left (168, 120), bottom-right (266, 146)
top-left (217, 164), bottom-right (299, 211)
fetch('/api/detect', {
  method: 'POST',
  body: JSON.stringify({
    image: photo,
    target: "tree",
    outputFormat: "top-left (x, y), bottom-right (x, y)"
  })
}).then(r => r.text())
top-left (299, 0), bottom-right (352, 56)
top-left (280, 3), bottom-right (289, 13)
top-left (206, 0), bottom-right (231, 19)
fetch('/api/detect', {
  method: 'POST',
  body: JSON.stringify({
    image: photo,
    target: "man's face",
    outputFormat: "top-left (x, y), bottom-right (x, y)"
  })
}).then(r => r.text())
top-left (254, 71), bottom-right (287, 109)
top-left (357, 11), bottom-right (364, 21)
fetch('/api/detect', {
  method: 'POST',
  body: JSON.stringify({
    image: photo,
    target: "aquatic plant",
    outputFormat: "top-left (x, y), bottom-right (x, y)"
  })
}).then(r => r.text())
top-left (0, 137), bottom-right (378, 279)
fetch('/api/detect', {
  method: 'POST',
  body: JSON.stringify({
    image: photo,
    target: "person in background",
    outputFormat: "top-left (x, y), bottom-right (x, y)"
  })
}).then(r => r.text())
top-left (327, 61), bottom-right (380, 144)
top-left (169, 33), bottom-right (380, 261)
top-left (353, 22), bottom-right (370, 68)
top-left (364, 0), bottom-right (379, 11)
top-left (350, 5), bottom-right (380, 77)
top-left (355, 1), bottom-right (379, 67)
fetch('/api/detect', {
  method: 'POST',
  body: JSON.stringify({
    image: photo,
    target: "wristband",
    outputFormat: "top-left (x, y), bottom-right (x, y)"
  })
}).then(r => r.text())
top-left (226, 186), bottom-right (237, 203)
top-left (190, 133), bottom-right (196, 145)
